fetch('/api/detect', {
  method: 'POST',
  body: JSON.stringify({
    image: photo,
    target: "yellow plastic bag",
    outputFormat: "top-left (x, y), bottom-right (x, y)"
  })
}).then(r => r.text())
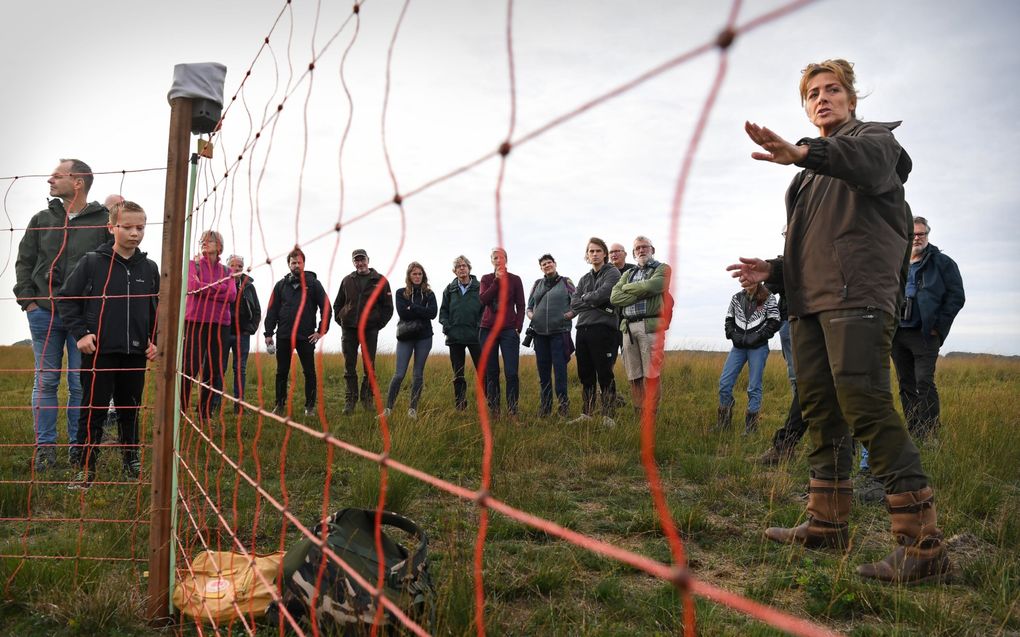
top-left (172, 550), bottom-right (284, 623)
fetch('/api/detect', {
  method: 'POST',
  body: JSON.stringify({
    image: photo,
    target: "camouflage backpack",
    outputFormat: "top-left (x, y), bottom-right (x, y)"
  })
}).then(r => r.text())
top-left (270, 508), bottom-right (433, 633)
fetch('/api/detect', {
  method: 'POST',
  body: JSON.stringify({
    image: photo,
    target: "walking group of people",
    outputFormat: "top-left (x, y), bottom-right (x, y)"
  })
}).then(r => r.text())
top-left (17, 57), bottom-right (966, 588)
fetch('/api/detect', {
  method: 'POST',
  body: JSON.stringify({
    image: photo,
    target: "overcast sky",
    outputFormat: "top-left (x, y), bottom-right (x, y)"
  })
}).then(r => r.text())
top-left (1, 0), bottom-right (1017, 356)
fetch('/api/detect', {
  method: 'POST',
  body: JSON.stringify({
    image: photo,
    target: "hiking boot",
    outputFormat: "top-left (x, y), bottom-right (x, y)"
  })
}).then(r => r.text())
top-left (68, 468), bottom-right (95, 491)
top-left (32, 446), bottom-right (58, 472)
top-left (743, 410), bottom-right (760, 436)
top-left (855, 469), bottom-right (886, 505)
top-left (68, 445), bottom-right (83, 467)
top-left (712, 405), bottom-right (733, 432)
top-left (857, 486), bottom-right (951, 585)
top-left (765, 478), bottom-right (852, 550)
top-left (304, 407), bottom-right (315, 417)
top-left (122, 451), bottom-right (141, 479)
top-left (756, 445), bottom-right (795, 466)
top-left (407, 408), bottom-right (418, 420)
top-left (557, 402), bottom-right (570, 418)
top-left (568, 414), bottom-right (593, 425)
top-left (601, 416), bottom-right (617, 429)
top-left (271, 404), bottom-right (286, 416)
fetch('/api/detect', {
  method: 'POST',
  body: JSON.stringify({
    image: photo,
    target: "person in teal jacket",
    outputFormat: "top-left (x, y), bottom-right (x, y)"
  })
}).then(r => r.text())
top-left (438, 255), bottom-right (483, 410)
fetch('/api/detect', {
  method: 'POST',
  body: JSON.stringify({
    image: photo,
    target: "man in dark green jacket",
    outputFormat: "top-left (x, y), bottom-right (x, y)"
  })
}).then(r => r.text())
top-left (15, 159), bottom-right (111, 470)
top-left (438, 255), bottom-right (483, 410)
top-left (332, 249), bottom-right (394, 413)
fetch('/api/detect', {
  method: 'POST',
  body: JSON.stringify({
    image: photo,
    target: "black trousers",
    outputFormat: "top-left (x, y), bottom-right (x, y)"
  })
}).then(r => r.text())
top-left (182, 321), bottom-right (227, 419)
top-left (275, 337), bottom-right (317, 410)
top-left (76, 353), bottom-right (147, 469)
top-left (575, 324), bottom-right (617, 416)
top-left (341, 327), bottom-right (379, 404)
top-left (449, 342), bottom-right (482, 409)
top-left (891, 327), bottom-right (941, 438)
top-left (770, 387), bottom-right (806, 451)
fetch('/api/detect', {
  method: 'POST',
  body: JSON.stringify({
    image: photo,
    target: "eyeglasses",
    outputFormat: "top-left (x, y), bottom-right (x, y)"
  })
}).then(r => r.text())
top-left (913, 232), bottom-right (928, 238)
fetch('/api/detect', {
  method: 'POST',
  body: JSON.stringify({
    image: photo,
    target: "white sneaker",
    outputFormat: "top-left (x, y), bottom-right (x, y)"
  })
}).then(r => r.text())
top-left (567, 414), bottom-right (593, 425)
top-left (377, 408), bottom-right (392, 420)
top-left (407, 408), bottom-right (418, 420)
top-left (601, 416), bottom-right (617, 429)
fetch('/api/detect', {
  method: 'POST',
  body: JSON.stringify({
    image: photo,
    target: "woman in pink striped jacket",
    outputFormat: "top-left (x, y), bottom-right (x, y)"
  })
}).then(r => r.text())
top-left (182, 230), bottom-right (236, 420)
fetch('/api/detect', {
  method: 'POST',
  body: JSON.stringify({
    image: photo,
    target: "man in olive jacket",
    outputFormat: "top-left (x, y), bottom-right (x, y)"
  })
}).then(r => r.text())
top-left (332, 248), bottom-right (394, 413)
top-left (610, 235), bottom-right (671, 415)
top-left (15, 159), bottom-right (111, 470)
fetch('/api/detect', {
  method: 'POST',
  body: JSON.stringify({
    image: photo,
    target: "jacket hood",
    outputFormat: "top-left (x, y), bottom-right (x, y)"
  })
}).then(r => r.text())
top-left (94, 240), bottom-right (150, 265)
top-left (844, 119), bottom-right (912, 184)
top-left (48, 198), bottom-right (107, 219)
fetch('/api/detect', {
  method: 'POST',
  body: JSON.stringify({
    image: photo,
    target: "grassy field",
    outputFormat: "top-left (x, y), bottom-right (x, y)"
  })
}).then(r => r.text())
top-left (1, 343), bottom-right (1017, 636)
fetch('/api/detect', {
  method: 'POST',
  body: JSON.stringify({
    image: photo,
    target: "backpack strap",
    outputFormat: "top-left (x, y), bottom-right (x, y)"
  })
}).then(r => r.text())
top-left (379, 511), bottom-right (429, 578)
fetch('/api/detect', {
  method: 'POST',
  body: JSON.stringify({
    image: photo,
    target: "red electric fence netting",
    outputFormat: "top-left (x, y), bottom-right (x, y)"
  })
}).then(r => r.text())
top-left (3, 0), bottom-right (847, 635)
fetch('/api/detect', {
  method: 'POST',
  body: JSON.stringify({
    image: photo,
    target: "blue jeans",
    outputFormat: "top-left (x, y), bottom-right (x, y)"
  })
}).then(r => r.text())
top-left (478, 327), bottom-right (520, 414)
top-left (779, 320), bottom-right (797, 394)
top-left (533, 333), bottom-right (568, 414)
top-left (27, 308), bottom-right (82, 446)
top-left (224, 332), bottom-right (252, 401)
top-left (387, 336), bottom-right (432, 410)
top-left (718, 344), bottom-right (769, 412)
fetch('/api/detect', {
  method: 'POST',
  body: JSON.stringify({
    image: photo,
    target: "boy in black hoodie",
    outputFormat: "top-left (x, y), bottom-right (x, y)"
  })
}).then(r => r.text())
top-left (57, 201), bottom-right (159, 489)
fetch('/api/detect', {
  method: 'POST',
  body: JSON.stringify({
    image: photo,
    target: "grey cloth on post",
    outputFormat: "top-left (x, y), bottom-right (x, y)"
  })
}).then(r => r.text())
top-left (167, 63), bottom-right (227, 105)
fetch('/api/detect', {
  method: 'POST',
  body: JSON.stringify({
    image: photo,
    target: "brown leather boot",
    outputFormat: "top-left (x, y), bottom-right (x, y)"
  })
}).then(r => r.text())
top-left (765, 478), bottom-right (852, 549)
top-left (856, 486), bottom-right (951, 584)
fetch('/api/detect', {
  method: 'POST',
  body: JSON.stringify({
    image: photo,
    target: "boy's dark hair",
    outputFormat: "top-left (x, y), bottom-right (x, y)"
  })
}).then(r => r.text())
top-left (538, 253), bottom-right (555, 264)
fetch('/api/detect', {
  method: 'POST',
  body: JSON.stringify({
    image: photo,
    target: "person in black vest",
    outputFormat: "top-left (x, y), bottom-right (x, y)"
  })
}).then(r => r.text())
top-left (264, 248), bottom-right (329, 417)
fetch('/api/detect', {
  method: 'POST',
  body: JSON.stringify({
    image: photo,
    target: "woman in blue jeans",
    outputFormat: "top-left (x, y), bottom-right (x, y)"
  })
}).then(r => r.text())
top-left (526, 254), bottom-right (576, 418)
top-left (386, 262), bottom-right (437, 419)
top-left (715, 282), bottom-right (781, 433)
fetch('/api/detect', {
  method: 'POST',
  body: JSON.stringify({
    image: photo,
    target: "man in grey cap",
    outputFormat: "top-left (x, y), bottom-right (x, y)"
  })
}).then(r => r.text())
top-left (333, 249), bottom-right (394, 413)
